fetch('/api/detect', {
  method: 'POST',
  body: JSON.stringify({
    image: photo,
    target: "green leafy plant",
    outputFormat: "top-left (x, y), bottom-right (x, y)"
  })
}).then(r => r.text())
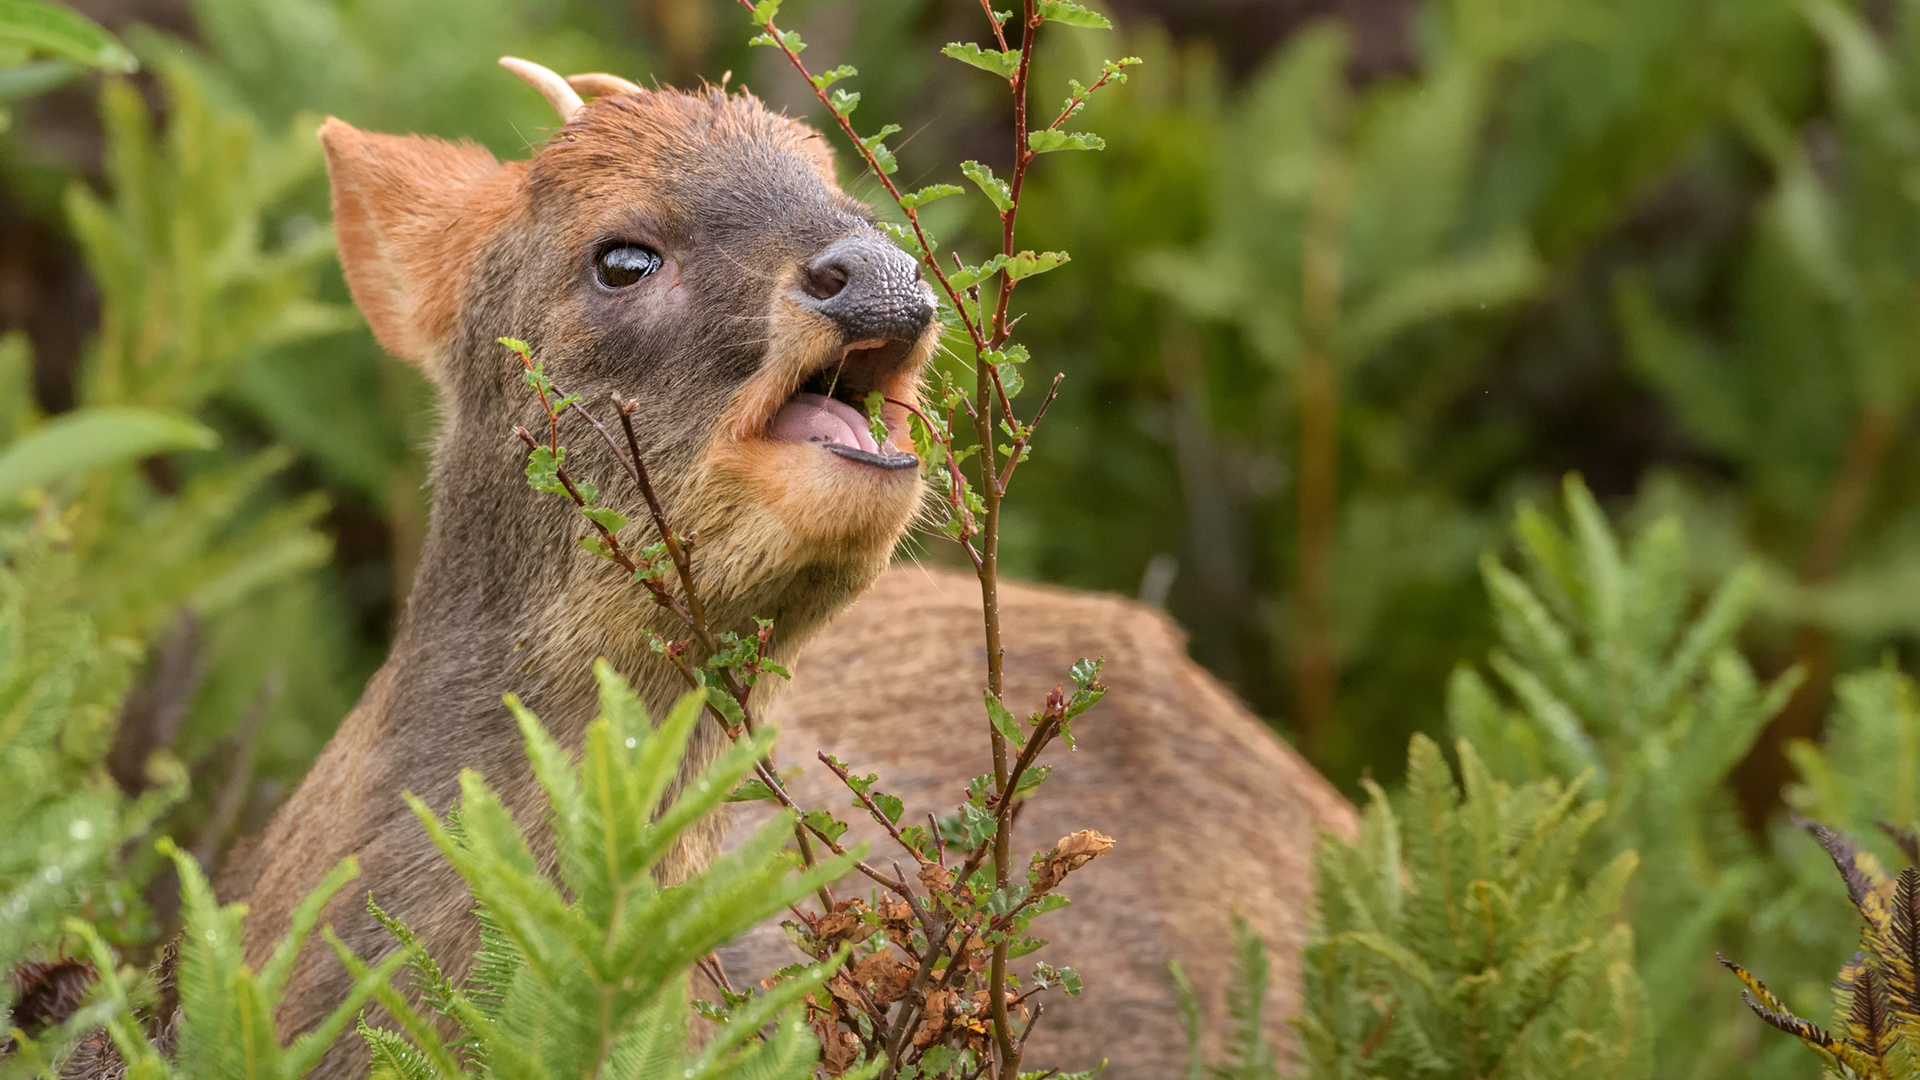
top-left (0, 519), bottom-right (178, 1036)
top-left (0, 0), bottom-right (134, 132)
top-left (1294, 734), bottom-right (1649, 1080)
top-left (1171, 917), bottom-right (1280, 1080)
top-left (7, 839), bottom-right (401, 1080)
top-left (346, 662), bottom-right (856, 1080)
top-left (1446, 474), bottom-right (1795, 1075)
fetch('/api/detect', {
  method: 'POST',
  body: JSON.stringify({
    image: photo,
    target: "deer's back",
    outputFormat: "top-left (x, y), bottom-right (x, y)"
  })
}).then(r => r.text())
top-left (720, 565), bottom-right (1356, 1075)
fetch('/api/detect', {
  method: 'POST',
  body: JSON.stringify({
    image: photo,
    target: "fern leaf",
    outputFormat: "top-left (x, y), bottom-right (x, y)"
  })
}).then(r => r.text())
top-left (361, 1017), bottom-right (439, 1080)
top-left (1169, 958), bottom-right (1206, 1080)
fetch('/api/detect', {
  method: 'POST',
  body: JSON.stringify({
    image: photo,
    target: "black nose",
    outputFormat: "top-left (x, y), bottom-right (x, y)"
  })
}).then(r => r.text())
top-left (797, 232), bottom-right (934, 341)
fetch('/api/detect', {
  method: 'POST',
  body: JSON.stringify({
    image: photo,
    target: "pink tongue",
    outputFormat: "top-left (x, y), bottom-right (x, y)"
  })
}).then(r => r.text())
top-left (771, 392), bottom-right (882, 454)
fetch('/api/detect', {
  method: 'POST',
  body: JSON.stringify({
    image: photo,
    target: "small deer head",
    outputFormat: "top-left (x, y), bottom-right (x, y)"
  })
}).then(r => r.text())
top-left (320, 59), bottom-right (937, 668)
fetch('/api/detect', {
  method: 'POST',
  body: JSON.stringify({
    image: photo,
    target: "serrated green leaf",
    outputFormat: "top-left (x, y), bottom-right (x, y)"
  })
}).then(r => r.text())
top-left (497, 335), bottom-right (532, 362)
top-left (987, 689), bottom-right (1026, 748)
top-left (877, 220), bottom-right (929, 257)
top-left (942, 41), bottom-right (1020, 78)
top-left (748, 28), bottom-right (804, 52)
top-left (810, 64), bottom-right (857, 89)
top-left (1005, 250), bottom-right (1070, 281)
top-left (961, 160), bottom-right (1014, 213)
top-left (1037, 0), bottom-right (1113, 28)
top-left (900, 182), bottom-right (964, 210)
top-left (996, 363), bottom-right (1025, 397)
top-left (581, 506), bottom-right (627, 532)
top-left (1027, 129), bottom-right (1106, 153)
top-left (802, 808), bottom-right (851, 845)
top-left (949, 254), bottom-right (1010, 291)
top-left (726, 778), bottom-right (779, 803)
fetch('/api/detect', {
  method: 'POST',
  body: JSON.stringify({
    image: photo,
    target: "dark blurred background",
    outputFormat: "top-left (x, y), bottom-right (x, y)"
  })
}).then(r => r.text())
top-left (5, 0), bottom-right (1914, 828)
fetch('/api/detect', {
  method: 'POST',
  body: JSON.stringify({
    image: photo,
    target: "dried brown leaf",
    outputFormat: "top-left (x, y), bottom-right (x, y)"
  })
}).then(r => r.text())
top-left (1033, 829), bottom-right (1115, 892)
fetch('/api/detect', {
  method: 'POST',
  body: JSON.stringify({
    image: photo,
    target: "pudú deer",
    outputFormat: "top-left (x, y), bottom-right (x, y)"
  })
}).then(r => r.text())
top-left (197, 58), bottom-right (1351, 1077)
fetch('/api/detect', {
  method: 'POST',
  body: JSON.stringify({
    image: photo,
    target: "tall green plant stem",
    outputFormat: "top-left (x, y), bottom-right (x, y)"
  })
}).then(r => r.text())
top-left (1293, 139), bottom-right (1349, 746)
top-left (977, 4), bottom-right (1039, 1074)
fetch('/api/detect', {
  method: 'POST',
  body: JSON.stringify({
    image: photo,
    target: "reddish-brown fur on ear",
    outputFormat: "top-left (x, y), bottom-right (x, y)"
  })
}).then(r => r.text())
top-left (319, 118), bottom-right (524, 371)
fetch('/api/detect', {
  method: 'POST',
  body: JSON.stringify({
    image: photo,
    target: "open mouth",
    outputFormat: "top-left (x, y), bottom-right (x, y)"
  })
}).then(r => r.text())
top-left (769, 338), bottom-right (919, 470)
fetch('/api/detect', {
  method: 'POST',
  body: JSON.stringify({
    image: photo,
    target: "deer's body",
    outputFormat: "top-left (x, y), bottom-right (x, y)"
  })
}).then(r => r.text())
top-left (723, 566), bottom-right (1354, 1075)
top-left (217, 62), bottom-right (1349, 1078)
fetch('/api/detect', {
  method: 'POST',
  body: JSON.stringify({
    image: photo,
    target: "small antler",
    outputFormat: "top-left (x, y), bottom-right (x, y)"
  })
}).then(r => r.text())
top-left (500, 56), bottom-right (584, 122)
top-left (568, 72), bottom-right (642, 98)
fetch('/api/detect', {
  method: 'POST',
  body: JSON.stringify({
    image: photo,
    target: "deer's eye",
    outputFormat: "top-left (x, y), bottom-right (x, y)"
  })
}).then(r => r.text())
top-left (595, 243), bottom-right (662, 288)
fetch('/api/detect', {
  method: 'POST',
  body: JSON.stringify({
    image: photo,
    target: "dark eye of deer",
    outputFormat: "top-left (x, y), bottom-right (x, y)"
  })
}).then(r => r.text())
top-left (595, 244), bottom-right (662, 288)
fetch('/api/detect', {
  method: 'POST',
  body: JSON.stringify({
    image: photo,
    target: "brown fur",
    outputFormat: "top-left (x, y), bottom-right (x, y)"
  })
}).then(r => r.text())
top-left (719, 566), bottom-right (1355, 1076)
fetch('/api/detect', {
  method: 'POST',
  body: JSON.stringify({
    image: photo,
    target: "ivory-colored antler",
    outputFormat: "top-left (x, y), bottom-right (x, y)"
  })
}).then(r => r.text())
top-left (567, 72), bottom-right (642, 98)
top-left (499, 56), bottom-right (584, 121)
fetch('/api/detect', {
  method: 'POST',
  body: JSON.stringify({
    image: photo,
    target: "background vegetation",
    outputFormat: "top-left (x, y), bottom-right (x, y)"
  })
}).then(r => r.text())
top-left (13, 0), bottom-right (1920, 1075)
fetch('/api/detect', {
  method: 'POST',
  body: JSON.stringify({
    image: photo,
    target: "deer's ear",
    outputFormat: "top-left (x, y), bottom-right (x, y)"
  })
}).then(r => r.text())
top-left (320, 118), bottom-right (521, 372)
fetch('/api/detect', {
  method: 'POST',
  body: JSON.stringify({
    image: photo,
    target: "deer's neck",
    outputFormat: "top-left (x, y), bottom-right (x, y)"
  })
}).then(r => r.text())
top-left (374, 411), bottom-right (695, 807)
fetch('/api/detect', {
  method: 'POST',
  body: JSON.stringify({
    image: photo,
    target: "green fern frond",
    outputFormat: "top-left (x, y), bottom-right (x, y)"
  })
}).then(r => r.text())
top-left (1290, 733), bottom-right (1651, 1080)
top-left (354, 660), bottom-right (854, 1080)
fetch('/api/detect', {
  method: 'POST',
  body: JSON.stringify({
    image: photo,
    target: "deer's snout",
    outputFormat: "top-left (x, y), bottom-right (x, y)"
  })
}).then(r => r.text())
top-left (797, 233), bottom-right (934, 342)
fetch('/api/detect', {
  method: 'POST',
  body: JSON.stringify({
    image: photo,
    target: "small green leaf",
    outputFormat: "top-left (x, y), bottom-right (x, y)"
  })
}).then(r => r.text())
top-left (802, 809), bottom-right (850, 845)
top-left (748, 28), bottom-right (804, 52)
top-left (942, 41), bottom-right (1020, 78)
top-left (0, 0), bottom-right (134, 72)
top-left (497, 336), bottom-right (533, 363)
top-left (1037, 0), bottom-right (1112, 27)
top-left (1014, 764), bottom-right (1052, 794)
top-left (863, 390), bottom-right (891, 447)
top-left (829, 88), bottom-right (860, 116)
top-left (996, 363), bottom-right (1025, 397)
top-left (810, 64), bottom-right (857, 89)
top-left (949, 254), bottom-right (1010, 290)
top-left (1005, 250), bottom-right (1070, 281)
top-left (877, 220), bottom-right (929, 257)
top-left (873, 792), bottom-right (905, 824)
top-left (726, 778), bottom-right (779, 803)
top-left (961, 160), bottom-right (1014, 213)
top-left (581, 506), bottom-right (627, 532)
top-left (987, 883), bottom-right (1030, 916)
top-left (900, 182), bottom-right (964, 210)
top-left (949, 802), bottom-right (996, 848)
top-left (986, 690), bottom-right (1026, 748)
top-left (858, 123), bottom-right (902, 175)
top-left (1027, 129), bottom-right (1106, 153)
top-left (1008, 935), bottom-right (1048, 959)
top-left (750, 0), bottom-right (781, 25)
